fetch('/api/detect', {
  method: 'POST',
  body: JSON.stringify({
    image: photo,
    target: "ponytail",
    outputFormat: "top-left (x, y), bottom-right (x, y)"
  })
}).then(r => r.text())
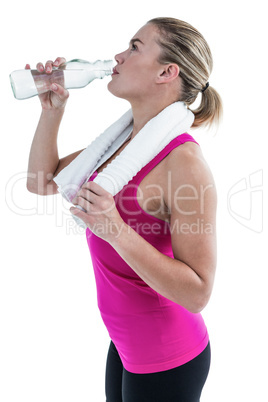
top-left (190, 85), bottom-right (223, 128)
top-left (148, 17), bottom-right (223, 129)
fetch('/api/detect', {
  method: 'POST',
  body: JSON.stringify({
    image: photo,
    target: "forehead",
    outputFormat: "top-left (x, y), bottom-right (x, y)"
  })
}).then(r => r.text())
top-left (131, 23), bottom-right (159, 44)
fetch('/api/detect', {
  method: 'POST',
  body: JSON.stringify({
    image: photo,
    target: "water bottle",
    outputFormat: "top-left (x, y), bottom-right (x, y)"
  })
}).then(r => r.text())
top-left (9, 59), bottom-right (114, 100)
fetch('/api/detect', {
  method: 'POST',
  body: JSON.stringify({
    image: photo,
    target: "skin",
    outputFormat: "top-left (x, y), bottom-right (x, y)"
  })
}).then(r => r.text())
top-left (107, 24), bottom-right (181, 136)
top-left (27, 23), bottom-right (217, 313)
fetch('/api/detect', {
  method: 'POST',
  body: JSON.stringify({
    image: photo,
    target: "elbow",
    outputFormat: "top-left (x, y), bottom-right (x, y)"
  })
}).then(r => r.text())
top-left (26, 172), bottom-right (39, 194)
top-left (26, 181), bottom-right (38, 194)
top-left (183, 288), bottom-right (212, 314)
top-left (190, 298), bottom-right (209, 314)
top-left (187, 298), bottom-right (209, 314)
top-left (26, 179), bottom-right (43, 195)
top-left (26, 172), bottom-right (55, 195)
top-left (188, 274), bottom-right (215, 314)
top-left (26, 179), bottom-right (48, 195)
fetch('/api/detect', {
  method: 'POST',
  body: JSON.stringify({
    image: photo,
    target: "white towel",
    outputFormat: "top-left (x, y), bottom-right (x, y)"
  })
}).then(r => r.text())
top-left (54, 101), bottom-right (194, 228)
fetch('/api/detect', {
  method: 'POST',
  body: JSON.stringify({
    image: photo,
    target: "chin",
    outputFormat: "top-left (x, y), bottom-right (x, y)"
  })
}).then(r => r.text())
top-left (107, 81), bottom-right (128, 100)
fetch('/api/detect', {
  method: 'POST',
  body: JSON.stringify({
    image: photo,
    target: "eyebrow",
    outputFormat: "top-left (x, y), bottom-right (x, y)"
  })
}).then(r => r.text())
top-left (129, 38), bottom-right (144, 46)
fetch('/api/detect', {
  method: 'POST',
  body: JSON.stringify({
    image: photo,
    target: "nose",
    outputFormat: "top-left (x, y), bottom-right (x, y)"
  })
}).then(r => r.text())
top-left (115, 49), bottom-right (127, 65)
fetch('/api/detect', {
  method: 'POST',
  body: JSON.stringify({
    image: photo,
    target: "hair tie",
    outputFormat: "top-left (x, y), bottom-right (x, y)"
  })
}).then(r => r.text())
top-left (201, 82), bottom-right (209, 93)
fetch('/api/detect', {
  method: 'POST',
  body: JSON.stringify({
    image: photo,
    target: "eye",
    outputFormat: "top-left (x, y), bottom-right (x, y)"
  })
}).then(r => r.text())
top-left (130, 43), bottom-right (138, 51)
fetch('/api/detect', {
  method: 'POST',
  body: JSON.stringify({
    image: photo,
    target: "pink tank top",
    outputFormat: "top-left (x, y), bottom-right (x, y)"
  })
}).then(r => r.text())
top-left (86, 133), bottom-right (209, 374)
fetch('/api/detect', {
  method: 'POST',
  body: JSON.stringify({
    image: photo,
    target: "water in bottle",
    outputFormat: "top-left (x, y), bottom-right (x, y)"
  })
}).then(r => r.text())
top-left (10, 59), bottom-right (114, 100)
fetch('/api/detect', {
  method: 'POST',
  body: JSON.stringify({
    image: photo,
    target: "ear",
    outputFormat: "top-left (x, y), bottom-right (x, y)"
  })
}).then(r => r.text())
top-left (156, 64), bottom-right (180, 83)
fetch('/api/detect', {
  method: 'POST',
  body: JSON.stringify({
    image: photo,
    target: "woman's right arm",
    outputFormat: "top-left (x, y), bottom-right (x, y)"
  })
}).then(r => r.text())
top-left (26, 57), bottom-right (84, 195)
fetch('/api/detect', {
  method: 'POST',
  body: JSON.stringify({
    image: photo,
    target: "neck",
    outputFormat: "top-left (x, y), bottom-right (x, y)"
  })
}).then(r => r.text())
top-left (130, 96), bottom-right (177, 138)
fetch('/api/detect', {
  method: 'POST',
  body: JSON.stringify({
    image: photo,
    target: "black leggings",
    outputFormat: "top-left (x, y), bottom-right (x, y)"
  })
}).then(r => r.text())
top-left (105, 341), bottom-right (211, 402)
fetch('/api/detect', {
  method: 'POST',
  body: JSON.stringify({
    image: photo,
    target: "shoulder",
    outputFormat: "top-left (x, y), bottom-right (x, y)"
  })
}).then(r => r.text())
top-left (163, 139), bottom-right (217, 210)
top-left (165, 140), bottom-right (213, 182)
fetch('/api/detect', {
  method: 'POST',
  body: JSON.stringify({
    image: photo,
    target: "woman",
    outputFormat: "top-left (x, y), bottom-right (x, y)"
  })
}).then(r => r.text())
top-left (27, 17), bottom-right (222, 402)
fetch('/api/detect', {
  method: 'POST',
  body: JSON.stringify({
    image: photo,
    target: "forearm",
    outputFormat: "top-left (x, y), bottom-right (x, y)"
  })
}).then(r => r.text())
top-left (27, 108), bottom-right (64, 194)
top-left (71, 150), bottom-right (216, 313)
top-left (109, 222), bottom-right (208, 313)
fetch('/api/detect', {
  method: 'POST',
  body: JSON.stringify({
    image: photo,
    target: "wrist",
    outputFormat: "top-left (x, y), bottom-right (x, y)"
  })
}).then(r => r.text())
top-left (41, 107), bottom-right (65, 117)
top-left (107, 220), bottom-right (131, 248)
top-left (40, 108), bottom-right (65, 126)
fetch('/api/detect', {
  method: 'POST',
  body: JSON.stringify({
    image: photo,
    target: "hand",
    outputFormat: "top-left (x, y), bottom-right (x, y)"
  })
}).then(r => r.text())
top-left (70, 181), bottom-right (125, 242)
top-left (25, 57), bottom-right (69, 110)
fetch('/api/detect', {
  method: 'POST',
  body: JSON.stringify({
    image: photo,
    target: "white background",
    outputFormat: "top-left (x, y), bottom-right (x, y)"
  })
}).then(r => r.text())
top-left (1, 0), bottom-right (267, 401)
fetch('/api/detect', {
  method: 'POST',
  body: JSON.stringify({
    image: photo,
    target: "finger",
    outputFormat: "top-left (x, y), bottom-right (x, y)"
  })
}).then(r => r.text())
top-left (76, 187), bottom-right (98, 205)
top-left (36, 62), bottom-right (45, 72)
top-left (72, 195), bottom-right (91, 213)
top-left (50, 83), bottom-right (69, 99)
top-left (25, 64), bottom-right (31, 70)
top-left (70, 206), bottom-right (91, 225)
top-left (70, 205), bottom-right (86, 212)
top-left (73, 199), bottom-right (100, 217)
top-left (53, 57), bottom-right (66, 67)
top-left (45, 60), bottom-right (54, 73)
top-left (82, 181), bottom-right (108, 196)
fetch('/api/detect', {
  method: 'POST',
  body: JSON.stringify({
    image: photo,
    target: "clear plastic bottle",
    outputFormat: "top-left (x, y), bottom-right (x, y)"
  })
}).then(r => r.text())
top-left (10, 59), bottom-right (114, 100)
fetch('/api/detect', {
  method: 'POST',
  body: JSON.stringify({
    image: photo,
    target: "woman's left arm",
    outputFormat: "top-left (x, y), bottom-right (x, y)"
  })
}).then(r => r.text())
top-left (71, 145), bottom-right (217, 313)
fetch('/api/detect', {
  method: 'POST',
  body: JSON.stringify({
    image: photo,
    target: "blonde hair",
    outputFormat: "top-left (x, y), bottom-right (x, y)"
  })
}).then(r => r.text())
top-left (148, 17), bottom-right (223, 128)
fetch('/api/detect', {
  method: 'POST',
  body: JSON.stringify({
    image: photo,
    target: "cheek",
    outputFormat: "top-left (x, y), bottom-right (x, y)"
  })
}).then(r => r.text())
top-left (128, 64), bottom-right (155, 89)
top-left (107, 60), bottom-right (156, 97)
